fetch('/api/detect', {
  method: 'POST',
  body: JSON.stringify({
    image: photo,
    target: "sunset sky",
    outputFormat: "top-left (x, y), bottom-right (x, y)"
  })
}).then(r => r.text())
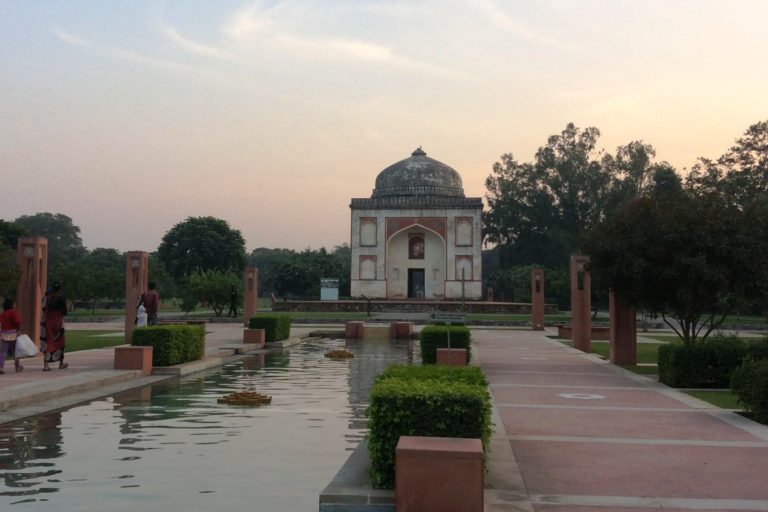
top-left (2, 1), bottom-right (767, 253)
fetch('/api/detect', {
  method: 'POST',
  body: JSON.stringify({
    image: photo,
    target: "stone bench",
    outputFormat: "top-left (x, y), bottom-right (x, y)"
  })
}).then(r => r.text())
top-left (436, 348), bottom-right (467, 366)
top-left (557, 324), bottom-right (610, 340)
top-left (114, 346), bottom-right (153, 376)
top-left (396, 436), bottom-right (483, 512)
top-left (243, 328), bottom-right (265, 348)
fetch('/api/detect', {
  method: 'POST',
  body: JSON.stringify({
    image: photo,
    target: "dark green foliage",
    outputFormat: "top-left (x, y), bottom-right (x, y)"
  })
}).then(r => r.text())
top-left (131, 325), bottom-right (205, 366)
top-left (377, 364), bottom-right (487, 387)
top-left (731, 359), bottom-right (768, 423)
top-left (419, 325), bottom-right (471, 364)
top-left (658, 336), bottom-right (746, 388)
top-left (366, 373), bottom-right (492, 488)
top-left (158, 216), bottom-right (247, 282)
top-left (744, 337), bottom-right (768, 360)
top-left (248, 314), bottom-right (291, 342)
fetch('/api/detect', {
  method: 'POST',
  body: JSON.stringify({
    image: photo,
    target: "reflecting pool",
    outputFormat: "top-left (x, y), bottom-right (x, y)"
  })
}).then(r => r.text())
top-left (0, 337), bottom-right (412, 511)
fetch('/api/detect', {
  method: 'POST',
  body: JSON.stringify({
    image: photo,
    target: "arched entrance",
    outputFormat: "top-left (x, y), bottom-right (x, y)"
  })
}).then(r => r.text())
top-left (386, 226), bottom-right (446, 299)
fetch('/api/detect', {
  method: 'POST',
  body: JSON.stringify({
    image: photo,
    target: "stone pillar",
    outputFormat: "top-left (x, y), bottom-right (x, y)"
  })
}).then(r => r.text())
top-left (609, 290), bottom-right (637, 365)
top-left (531, 268), bottom-right (545, 331)
top-left (243, 266), bottom-right (259, 326)
top-left (124, 251), bottom-right (149, 343)
top-left (15, 237), bottom-right (47, 346)
top-left (570, 254), bottom-right (591, 353)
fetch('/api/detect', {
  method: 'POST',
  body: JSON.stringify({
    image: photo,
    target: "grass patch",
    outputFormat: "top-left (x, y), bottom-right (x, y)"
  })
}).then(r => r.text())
top-left (621, 365), bottom-right (659, 375)
top-left (590, 341), bottom-right (664, 364)
top-left (644, 335), bottom-right (683, 344)
top-left (466, 314), bottom-right (572, 323)
top-left (683, 389), bottom-right (741, 409)
top-left (66, 330), bottom-right (125, 352)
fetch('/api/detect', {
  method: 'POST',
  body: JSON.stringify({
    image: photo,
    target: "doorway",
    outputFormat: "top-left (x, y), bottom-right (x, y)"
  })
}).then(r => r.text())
top-left (408, 269), bottom-right (425, 298)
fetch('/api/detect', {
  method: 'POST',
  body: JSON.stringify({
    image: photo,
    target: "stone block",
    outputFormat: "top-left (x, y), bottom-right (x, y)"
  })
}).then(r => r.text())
top-left (390, 322), bottom-right (413, 339)
top-left (114, 346), bottom-right (153, 376)
top-left (243, 328), bottom-right (265, 347)
top-left (436, 348), bottom-right (467, 366)
top-left (395, 436), bottom-right (483, 512)
top-left (346, 321), bottom-right (365, 339)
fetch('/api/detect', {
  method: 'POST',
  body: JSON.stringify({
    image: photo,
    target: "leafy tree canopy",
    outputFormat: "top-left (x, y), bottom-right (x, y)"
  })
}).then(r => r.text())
top-left (157, 216), bottom-right (246, 282)
top-left (13, 212), bottom-right (86, 272)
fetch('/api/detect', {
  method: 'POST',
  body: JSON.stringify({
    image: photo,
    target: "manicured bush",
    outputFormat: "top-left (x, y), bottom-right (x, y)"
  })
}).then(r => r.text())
top-left (731, 358), bottom-right (768, 423)
top-left (131, 324), bottom-right (205, 366)
top-left (419, 325), bottom-right (471, 364)
top-left (377, 364), bottom-right (487, 387)
top-left (744, 337), bottom-right (768, 361)
top-left (658, 335), bottom-right (746, 388)
top-left (248, 314), bottom-right (291, 342)
top-left (366, 367), bottom-right (491, 489)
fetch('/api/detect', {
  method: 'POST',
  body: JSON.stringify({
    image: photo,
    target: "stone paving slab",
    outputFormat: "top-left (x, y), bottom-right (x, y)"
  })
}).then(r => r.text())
top-left (491, 386), bottom-right (691, 408)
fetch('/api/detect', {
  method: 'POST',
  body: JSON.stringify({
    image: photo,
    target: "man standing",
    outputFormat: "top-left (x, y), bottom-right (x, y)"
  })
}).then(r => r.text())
top-left (138, 282), bottom-right (160, 325)
top-left (227, 284), bottom-right (238, 318)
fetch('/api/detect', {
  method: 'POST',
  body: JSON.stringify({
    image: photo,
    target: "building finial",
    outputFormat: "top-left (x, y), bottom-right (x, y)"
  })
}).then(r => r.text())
top-left (411, 146), bottom-right (426, 157)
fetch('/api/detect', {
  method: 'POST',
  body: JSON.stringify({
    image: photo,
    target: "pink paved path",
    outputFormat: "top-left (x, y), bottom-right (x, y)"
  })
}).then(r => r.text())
top-left (474, 329), bottom-right (768, 512)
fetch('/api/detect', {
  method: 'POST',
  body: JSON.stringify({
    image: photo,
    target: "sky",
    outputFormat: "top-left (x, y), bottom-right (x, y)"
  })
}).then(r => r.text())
top-left (1, 0), bottom-right (767, 253)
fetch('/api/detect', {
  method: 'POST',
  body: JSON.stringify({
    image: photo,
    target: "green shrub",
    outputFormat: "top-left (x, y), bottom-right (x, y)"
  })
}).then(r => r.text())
top-left (366, 376), bottom-right (491, 489)
top-left (377, 364), bottom-right (487, 387)
top-left (658, 335), bottom-right (746, 388)
top-left (419, 325), bottom-right (471, 364)
top-left (744, 337), bottom-right (768, 360)
top-left (248, 314), bottom-right (291, 342)
top-left (731, 358), bottom-right (768, 423)
top-left (131, 325), bottom-right (205, 366)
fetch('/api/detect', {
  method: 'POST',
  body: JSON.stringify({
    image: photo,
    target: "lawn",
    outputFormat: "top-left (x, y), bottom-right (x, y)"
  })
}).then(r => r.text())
top-left (66, 330), bottom-right (125, 352)
top-left (683, 389), bottom-right (741, 409)
top-left (466, 313), bottom-right (573, 323)
top-left (589, 341), bottom-right (664, 364)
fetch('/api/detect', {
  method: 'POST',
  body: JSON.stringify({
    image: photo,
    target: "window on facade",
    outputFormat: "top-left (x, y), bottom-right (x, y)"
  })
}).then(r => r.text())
top-left (409, 235), bottom-right (425, 260)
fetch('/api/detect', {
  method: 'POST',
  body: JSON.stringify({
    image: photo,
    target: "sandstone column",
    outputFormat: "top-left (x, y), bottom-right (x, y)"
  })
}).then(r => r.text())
top-left (570, 254), bottom-right (591, 353)
top-left (609, 290), bottom-right (637, 365)
top-left (243, 266), bottom-right (259, 326)
top-left (531, 268), bottom-right (545, 331)
top-left (16, 237), bottom-right (48, 346)
top-left (125, 251), bottom-right (149, 342)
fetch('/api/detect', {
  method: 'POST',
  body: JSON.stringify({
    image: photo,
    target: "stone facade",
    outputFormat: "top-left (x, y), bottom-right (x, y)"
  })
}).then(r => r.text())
top-left (350, 149), bottom-right (483, 300)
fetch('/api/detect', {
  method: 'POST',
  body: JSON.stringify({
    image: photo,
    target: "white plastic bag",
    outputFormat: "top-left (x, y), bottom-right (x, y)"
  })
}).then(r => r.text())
top-left (14, 334), bottom-right (39, 358)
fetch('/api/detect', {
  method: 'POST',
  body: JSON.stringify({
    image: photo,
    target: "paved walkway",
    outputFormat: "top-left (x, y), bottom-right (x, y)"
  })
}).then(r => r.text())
top-left (474, 329), bottom-right (768, 512)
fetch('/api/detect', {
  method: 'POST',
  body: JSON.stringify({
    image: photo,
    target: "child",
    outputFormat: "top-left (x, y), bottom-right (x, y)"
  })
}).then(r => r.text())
top-left (136, 305), bottom-right (148, 327)
top-left (0, 298), bottom-right (24, 374)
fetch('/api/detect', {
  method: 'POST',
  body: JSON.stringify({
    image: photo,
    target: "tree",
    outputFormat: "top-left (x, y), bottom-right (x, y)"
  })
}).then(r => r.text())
top-left (57, 248), bottom-right (124, 311)
top-left (0, 219), bottom-right (27, 300)
top-left (249, 247), bottom-right (298, 297)
top-left (587, 187), bottom-right (768, 345)
top-left (484, 123), bottom-right (613, 267)
top-left (687, 120), bottom-right (768, 206)
top-left (14, 213), bottom-right (87, 275)
top-left (179, 269), bottom-right (240, 316)
top-left (272, 248), bottom-right (346, 298)
top-left (157, 216), bottom-right (247, 283)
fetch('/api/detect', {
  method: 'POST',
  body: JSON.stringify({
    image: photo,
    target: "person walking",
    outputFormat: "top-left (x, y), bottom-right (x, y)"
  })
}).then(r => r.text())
top-left (0, 298), bottom-right (24, 374)
top-left (227, 284), bottom-right (238, 318)
top-left (42, 281), bottom-right (68, 371)
top-left (137, 282), bottom-right (159, 326)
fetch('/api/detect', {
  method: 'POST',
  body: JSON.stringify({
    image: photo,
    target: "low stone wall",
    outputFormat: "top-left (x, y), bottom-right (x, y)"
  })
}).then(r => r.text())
top-left (273, 299), bottom-right (558, 315)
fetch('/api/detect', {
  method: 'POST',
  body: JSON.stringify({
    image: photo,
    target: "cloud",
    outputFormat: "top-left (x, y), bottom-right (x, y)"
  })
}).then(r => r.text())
top-left (53, 27), bottom-right (91, 47)
top-left (468, 0), bottom-right (574, 53)
top-left (224, 2), bottom-right (462, 78)
top-left (160, 25), bottom-right (239, 62)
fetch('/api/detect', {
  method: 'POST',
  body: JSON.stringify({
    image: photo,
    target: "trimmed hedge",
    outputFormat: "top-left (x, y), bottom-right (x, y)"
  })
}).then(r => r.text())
top-left (377, 364), bottom-right (487, 387)
top-left (658, 335), bottom-right (746, 388)
top-left (131, 324), bottom-right (205, 367)
top-left (419, 325), bottom-right (471, 365)
top-left (731, 358), bottom-right (768, 423)
top-left (248, 314), bottom-right (291, 343)
top-left (366, 366), bottom-right (492, 489)
top-left (745, 337), bottom-right (768, 360)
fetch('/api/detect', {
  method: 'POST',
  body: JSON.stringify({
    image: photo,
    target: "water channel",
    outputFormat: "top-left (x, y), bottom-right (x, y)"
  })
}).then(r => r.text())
top-left (0, 337), bottom-right (413, 511)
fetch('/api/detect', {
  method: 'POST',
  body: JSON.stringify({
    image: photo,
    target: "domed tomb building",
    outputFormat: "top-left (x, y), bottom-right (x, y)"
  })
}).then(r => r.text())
top-left (350, 148), bottom-right (483, 300)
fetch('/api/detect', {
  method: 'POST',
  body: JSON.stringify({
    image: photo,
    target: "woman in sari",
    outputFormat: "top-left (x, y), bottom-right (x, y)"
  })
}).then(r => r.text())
top-left (42, 282), bottom-right (68, 371)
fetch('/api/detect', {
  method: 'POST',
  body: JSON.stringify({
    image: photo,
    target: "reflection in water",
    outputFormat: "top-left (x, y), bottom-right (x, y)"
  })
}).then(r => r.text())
top-left (0, 338), bottom-right (411, 510)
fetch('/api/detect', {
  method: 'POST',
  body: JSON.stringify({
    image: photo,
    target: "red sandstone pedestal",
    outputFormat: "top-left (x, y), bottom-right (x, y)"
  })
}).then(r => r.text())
top-left (345, 321), bottom-right (364, 339)
top-left (570, 254), bottom-right (591, 353)
top-left (114, 346), bottom-right (153, 376)
top-left (396, 436), bottom-right (483, 512)
top-left (436, 348), bottom-right (467, 366)
top-left (609, 291), bottom-right (637, 365)
top-left (243, 328), bottom-right (265, 347)
top-left (390, 322), bottom-right (413, 339)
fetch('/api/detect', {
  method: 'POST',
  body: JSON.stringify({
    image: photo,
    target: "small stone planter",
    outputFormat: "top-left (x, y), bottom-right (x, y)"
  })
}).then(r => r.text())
top-left (114, 346), bottom-right (153, 376)
top-left (243, 328), bottom-right (266, 348)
